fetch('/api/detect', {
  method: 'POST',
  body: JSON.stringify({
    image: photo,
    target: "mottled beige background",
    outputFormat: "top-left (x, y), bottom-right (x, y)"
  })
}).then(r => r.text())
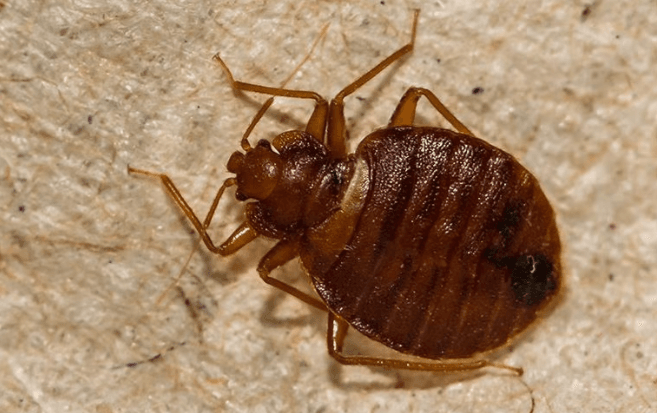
top-left (1, 0), bottom-right (656, 412)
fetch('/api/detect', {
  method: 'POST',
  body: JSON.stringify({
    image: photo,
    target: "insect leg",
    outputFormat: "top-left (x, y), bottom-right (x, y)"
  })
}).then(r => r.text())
top-left (128, 167), bottom-right (258, 256)
top-left (230, 23), bottom-right (331, 151)
top-left (388, 87), bottom-right (474, 136)
top-left (218, 221), bottom-right (259, 255)
top-left (257, 239), bottom-right (328, 311)
top-left (213, 54), bottom-right (330, 144)
top-left (326, 10), bottom-right (419, 158)
top-left (326, 312), bottom-right (522, 374)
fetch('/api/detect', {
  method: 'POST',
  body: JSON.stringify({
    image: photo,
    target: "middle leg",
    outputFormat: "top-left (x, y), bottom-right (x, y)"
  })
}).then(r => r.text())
top-left (326, 10), bottom-right (420, 158)
top-left (257, 238), bottom-right (328, 311)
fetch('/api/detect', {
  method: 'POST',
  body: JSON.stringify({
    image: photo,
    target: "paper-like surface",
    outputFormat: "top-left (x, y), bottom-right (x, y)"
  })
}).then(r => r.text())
top-left (1, 1), bottom-right (656, 412)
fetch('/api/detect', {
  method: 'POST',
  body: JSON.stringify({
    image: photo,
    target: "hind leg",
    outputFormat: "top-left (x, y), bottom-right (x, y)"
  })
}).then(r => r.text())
top-left (326, 312), bottom-right (522, 374)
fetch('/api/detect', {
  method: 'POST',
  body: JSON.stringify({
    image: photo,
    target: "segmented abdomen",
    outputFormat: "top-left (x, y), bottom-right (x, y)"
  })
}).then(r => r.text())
top-left (310, 126), bottom-right (561, 359)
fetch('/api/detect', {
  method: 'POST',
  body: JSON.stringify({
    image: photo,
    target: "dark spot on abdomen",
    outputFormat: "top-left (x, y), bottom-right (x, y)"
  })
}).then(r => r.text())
top-left (510, 254), bottom-right (556, 306)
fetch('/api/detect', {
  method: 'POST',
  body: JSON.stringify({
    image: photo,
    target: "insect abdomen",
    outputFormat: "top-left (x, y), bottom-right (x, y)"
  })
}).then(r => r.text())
top-left (309, 126), bottom-right (561, 359)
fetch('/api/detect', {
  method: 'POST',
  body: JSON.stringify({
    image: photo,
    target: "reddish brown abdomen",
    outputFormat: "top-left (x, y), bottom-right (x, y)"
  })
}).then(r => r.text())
top-left (309, 126), bottom-right (561, 359)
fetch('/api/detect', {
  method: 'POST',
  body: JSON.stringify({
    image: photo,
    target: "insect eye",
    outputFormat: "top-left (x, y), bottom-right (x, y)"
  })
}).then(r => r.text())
top-left (256, 139), bottom-right (271, 149)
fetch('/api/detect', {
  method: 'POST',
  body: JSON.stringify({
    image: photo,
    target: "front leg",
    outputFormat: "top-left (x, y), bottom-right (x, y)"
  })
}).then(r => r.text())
top-left (128, 166), bottom-right (256, 256)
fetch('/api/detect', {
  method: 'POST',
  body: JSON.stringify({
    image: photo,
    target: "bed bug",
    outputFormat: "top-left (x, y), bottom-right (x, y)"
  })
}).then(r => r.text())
top-left (129, 10), bottom-right (562, 375)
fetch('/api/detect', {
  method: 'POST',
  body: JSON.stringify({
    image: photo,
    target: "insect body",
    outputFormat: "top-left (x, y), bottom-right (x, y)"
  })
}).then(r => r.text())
top-left (130, 11), bottom-right (561, 374)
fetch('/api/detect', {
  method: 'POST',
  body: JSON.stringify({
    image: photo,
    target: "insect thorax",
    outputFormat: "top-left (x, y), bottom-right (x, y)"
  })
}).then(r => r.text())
top-left (229, 131), bottom-right (355, 239)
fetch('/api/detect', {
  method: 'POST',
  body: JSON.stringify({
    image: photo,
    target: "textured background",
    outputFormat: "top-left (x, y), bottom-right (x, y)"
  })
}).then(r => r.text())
top-left (1, 1), bottom-right (656, 412)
